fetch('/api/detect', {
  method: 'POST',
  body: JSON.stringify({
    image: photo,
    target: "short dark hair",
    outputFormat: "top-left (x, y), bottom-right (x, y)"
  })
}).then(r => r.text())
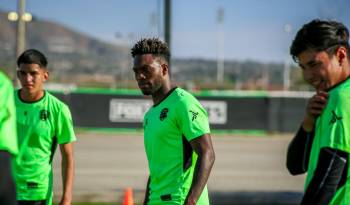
top-left (17, 49), bottom-right (48, 68)
top-left (131, 38), bottom-right (170, 63)
top-left (290, 19), bottom-right (350, 61)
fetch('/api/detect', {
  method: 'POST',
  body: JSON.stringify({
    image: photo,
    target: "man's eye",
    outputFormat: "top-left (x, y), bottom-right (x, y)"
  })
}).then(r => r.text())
top-left (310, 62), bottom-right (321, 69)
top-left (143, 67), bottom-right (151, 73)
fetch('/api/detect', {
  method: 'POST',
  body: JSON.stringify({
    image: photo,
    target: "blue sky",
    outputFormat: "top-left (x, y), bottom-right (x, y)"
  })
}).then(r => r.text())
top-left (1, 0), bottom-right (350, 63)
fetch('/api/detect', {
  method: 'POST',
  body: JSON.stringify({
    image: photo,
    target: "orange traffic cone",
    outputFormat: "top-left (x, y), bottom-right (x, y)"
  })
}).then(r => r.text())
top-left (123, 187), bottom-right (134, 205)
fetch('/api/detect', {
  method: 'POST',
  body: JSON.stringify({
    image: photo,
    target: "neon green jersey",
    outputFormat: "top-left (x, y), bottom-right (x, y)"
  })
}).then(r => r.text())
top-left (14, 90), bottom-right (76, 203)
top-left (0, 71), bottom-right (18, 155)
top-left (306, 78), bottom-right (350, 205)
top-left (144, 87), bottom-right (211, 205)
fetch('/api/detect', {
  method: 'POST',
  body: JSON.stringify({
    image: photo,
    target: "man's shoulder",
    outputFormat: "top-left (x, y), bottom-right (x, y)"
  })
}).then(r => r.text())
top-left (45, 91), bottom-right (69, 108)
top-left (42, 92), bottom-right (72, 119)
top-left (173, 87), bottom-right (199, 104)
top-left (329, 82), bottom-right (350, 107)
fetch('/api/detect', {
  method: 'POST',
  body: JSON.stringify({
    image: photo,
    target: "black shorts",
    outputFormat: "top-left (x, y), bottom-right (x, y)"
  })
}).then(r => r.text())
top-left (17, 200), bottom-right (46, 205)
top-left (0, 151), bottom-right (16, 205)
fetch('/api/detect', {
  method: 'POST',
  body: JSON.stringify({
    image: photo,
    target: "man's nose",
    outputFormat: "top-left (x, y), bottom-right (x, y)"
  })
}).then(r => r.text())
top-left (136, 72), bottom-right (146, 80)
top-left (23, 73), bottom-right (33, 82)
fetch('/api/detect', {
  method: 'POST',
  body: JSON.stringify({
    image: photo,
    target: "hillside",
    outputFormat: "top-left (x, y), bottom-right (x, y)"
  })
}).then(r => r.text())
top-left (0, 10), bottom-right (129, 78)
top-left (0, 10), bottom-right (304, 90)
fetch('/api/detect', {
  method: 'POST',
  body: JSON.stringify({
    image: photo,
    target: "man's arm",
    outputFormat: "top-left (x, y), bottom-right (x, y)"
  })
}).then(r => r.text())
top-left (59, 143), bottom-right (74, 205)
top-left (286, 91), bottom-right (328, 175)
top-left (185, 134), bottom-right (215, 205)
top-left (286, 127), bottom-right (314, 175)
top-left (301, 147), bottom-right (348, 205)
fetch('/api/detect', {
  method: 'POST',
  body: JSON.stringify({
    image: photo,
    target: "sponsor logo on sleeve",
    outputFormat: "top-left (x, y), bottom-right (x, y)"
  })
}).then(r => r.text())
top-left (329, 110), bottom-right (342, 124)
top-left (189, 110), bottom-right (199, 121)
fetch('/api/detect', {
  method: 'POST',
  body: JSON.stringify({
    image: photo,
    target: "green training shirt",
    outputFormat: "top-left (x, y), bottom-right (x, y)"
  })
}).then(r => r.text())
top-left (0, 71), bottom-right (18, 155)
top-left (143, 87), bottom-right (211, 205)
top-left (14, 90), bottom-right (76, 203)
top-left (305, 77), bottom-right (350, 205)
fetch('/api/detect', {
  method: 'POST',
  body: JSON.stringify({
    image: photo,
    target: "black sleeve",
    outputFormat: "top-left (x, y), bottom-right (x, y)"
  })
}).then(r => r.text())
top-left (286, 126), bottom-right (314, 175)
top-left (301, 147), bottom-right (348, 205)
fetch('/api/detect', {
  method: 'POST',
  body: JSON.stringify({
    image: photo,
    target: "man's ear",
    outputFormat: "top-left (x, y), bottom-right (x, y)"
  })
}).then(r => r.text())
top-left (336, 46), bottom-right (347, 66)
top-left (43, 69), bottom-right (49, 81)
top-left (161, 63), bottom-right (169, 76)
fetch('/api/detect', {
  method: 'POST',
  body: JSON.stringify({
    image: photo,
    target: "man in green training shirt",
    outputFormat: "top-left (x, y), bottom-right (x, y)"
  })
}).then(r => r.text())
top-left (131, 38), bottom-right (215, 205)
top-left (0, 71), bottom-right (18, 205)
top-left (14, 49), bottom-right (76, 205)
top-left (286, 20), bottom-right (350, 204)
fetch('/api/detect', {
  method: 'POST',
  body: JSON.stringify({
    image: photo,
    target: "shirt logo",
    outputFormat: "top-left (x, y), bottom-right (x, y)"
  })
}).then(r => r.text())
top-left (27, 182), bottom-right (38, 189)
top-left (190, 110), bottom-right (198, 121)
top-left (160, 108), bottom-right (169, 121)
top-left (39, 109), bottom-right (50, 121)
top-left (329, 110), bottom-right (342, 124)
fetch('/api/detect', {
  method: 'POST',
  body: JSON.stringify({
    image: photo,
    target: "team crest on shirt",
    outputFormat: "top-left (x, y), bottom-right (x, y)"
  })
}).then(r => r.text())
top-left (160, 108), bottom-right (169, 121)
top-left (329, 110), bottom-right (342, 124)
top-left (189, 110), bottom-right (198, 121)
top-left (39, 109), bottom-right (50, 121)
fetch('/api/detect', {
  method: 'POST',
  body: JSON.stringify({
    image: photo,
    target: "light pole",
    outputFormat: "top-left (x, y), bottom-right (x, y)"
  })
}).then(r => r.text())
top-left (16, 0), bottom-right (26, 59)
top-left (150, 11), bottom-right (158, 36)
top-left (164, 0), bottom-right (171, 74)
top-left (114, 33), bottom-right (135, 89)
top-left (216, 7), bottom-right (225, 84)
top-left (7, 0), bottom-right (32, 85)
top-left (283, 24), bottom-right (292, 91)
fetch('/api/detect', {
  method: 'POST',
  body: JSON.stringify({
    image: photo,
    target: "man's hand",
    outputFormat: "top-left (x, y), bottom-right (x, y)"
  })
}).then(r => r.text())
top-left (302, 91), bottom-right (328, 132)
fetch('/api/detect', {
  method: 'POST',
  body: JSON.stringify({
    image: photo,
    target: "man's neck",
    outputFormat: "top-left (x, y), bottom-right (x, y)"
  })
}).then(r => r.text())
top-left (343, 63), bottom-right (350, 79)
top-left (20, 89), bottom-right (45, 102)
top-left (152, 83), bottom-right (172, 105)
top-left (337, 64), bottom-right (350, 84)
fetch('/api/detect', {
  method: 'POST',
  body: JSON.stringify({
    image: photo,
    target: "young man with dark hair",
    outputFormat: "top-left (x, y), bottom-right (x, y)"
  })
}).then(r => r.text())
top-left (0, 71), bottom-right (18, 205)
top-left (131, 38), bottom-right (215, 205)
top-left (287, 20), bottom-right (350, 204)
top-left (14, 49), bottom-right (76, 205)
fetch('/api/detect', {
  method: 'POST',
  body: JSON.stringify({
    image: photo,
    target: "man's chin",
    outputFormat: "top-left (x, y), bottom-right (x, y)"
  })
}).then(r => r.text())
top-left (21, 87), bottom-right (34, 92)
top-left (315, 84), bottom-right (327, 91)
top-left (141, 89), bottom-right (152, 96)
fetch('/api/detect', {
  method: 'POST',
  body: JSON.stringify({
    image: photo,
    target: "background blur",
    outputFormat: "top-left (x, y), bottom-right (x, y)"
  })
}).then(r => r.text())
top-left (1, 0), bottom-right (350, 91)
top-left (1, 0), bottom-right (350, 204)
